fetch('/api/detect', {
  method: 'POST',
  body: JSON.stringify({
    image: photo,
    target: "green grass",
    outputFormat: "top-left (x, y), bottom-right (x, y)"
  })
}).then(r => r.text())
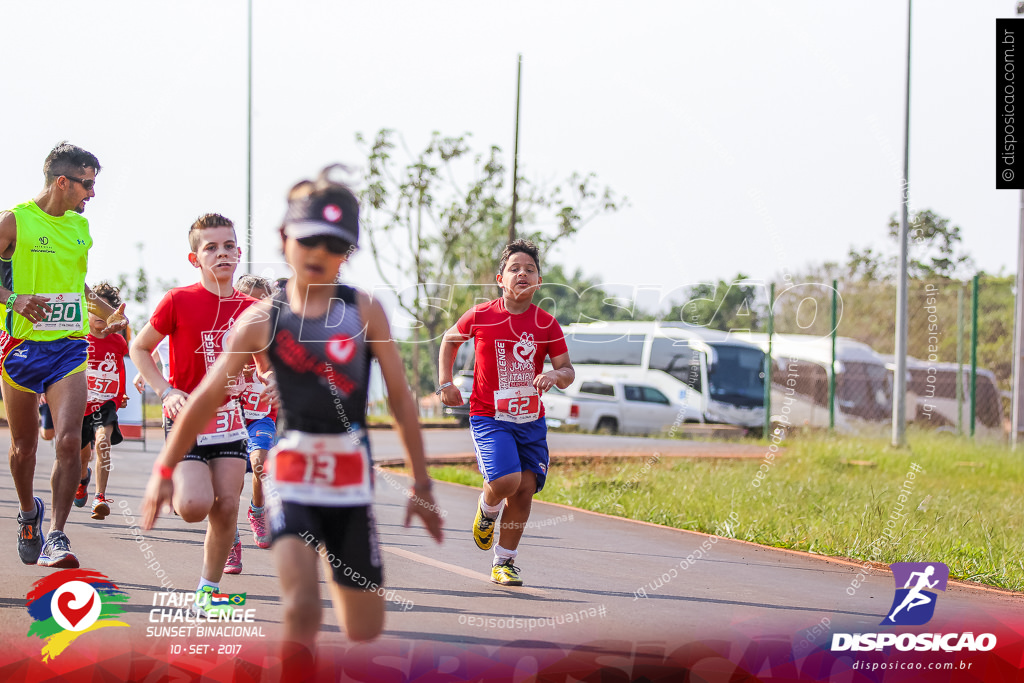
top-left (425, 429), bottom-right (1024, 592)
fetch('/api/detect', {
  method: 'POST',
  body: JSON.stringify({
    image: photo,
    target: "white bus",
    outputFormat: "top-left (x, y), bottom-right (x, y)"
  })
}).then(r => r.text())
top-left (903, 356), bottom-right (1004, 438)
top-left (732, 333), bottom-right (901, 433)
top-left (555, 321), bottom-right (766, 429)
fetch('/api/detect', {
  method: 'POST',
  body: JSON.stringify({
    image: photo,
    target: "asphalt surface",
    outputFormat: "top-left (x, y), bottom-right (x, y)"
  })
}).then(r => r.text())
top-left (0, 429), bottom-right (1019, 672)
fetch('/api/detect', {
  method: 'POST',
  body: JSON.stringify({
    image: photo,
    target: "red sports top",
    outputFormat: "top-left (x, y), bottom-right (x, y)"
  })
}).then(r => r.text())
top-left (148, 283), bottom-right (257, 394)
top-left (239, 360), bottom-right (278, 424)
top-left (455, 298), bottom-right (568, 419)
top-left (85, 332), bottom-right (128, 415)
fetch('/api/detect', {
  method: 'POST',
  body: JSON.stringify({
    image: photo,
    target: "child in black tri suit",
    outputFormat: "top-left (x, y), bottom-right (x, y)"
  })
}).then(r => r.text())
top-left (140, 166), bottom-right (443, 655)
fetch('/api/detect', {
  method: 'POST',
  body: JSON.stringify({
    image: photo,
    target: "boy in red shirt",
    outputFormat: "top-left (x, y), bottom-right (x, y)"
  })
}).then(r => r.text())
top-left (130, 213), bottom-right (258, 614)
top-left (75, 282), bottom-right (129, 520)
top-left (438, 239), bottom-right (575, 586)
top-left (233, 274), bottom-right (276, 549)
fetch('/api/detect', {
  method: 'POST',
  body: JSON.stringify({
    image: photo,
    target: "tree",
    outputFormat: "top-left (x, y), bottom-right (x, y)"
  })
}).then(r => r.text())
top-left (536, 264), bottom-right (653, 327)
top-left (358, 129), bottom-right (625, 396)
top-left (664, 274), bottom-right (764, 333)
top-left (845, 209), bottom-right (974, 282)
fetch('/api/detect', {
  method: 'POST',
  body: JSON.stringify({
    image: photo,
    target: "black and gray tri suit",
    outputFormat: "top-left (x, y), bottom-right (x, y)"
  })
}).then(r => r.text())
top-left (265, 283), bottom-right (383, 588)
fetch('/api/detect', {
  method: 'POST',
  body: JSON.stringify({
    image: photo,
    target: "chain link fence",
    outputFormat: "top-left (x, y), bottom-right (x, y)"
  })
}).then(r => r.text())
top-left (765, 276), bottom-right (1013, 441)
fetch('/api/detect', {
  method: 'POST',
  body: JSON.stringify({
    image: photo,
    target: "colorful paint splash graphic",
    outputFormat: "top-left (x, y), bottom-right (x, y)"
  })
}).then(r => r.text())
top-left (25, 569), bottom-right (129, 661)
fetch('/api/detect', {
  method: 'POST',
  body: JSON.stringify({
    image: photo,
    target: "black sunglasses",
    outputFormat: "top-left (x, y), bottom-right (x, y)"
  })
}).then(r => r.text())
top-left (61, 175), bottom-right (95, 191)
top-left (295, 234), bottom-right (351, 255)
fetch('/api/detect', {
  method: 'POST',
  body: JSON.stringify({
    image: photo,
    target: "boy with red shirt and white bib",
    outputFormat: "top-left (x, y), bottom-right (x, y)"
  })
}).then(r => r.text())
top-left (234, 274), bottom-right (277, 549)
top-left (439, 239), bottom-right (575, 587)
top-left (77, 282), bottom-right (130, 520)
top-left (130, 213), bottom-right (259, 613)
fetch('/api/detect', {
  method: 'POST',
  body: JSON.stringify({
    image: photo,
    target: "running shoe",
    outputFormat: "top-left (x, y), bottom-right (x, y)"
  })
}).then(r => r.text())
top-left (74, 467), bottom-right (92, 508)
top-left (192, 585), bottom-right (234, 618)
top-left (491, 558), bottom-right (523, 586)
top-left (91, 494), bottom-right (111, 520)
top-left (248, 506), bottom-right (271, 549)
top-left (473, 502), bottom-right (498, 551)
top-left (224, 539), bottom-right (243, 574)
top-left (37, 530), bottom-right (79, 568)
top-left (17, 496), bottom-right (45, 565)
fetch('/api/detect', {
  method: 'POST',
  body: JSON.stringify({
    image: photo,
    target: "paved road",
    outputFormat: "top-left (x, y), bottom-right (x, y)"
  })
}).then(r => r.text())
top-left (0, 430), bottom-right (1019, 679)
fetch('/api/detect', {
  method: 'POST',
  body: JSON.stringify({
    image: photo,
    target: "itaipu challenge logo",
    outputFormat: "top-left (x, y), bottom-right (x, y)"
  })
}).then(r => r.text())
top-left (26, 569), bottom-right (129, 661)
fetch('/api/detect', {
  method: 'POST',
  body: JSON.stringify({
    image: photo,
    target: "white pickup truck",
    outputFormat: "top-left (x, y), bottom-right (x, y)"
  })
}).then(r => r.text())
top-left (559, 378), bottom-right (686, 435)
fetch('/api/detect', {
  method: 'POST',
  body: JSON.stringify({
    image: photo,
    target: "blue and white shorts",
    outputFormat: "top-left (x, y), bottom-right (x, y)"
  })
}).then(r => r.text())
top-left (469, 415), bottom-right (549, 492)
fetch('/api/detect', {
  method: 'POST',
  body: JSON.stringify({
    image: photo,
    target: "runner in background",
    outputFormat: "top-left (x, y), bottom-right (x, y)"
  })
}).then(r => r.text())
top-left (438, 239), bottom-right (574, 586)
top-left (38, 397), bottom-right (54, 442)
top-left (130, 213), bottom-right (257, 612)
top-left (139, 167), bottom-right (443, 662)
top-left (0, 141), bottom-right (128, 569)
top-left (77, 282), bottom-right (129, 521)
top-left (233, 274), bottom-right (276, 550)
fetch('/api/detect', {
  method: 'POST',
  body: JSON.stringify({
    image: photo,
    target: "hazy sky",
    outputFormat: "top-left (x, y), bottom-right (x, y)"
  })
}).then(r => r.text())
top-left (0, 1), bottom-right (1016, 320)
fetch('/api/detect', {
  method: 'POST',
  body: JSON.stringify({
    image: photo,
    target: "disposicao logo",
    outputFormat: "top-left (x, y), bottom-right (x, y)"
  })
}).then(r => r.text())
top-left (883, 562), bottom-right (949, 626)
top-left (26, 569), bottom-right (129, 661)
top-left (831, 561), bottom-right (997, 653)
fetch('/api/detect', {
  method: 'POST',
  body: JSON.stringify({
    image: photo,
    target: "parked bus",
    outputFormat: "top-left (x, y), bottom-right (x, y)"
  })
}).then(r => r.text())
top-left (903, 356), bottom-right (1004, 438)
top-left (732, 333), bottom-right (902, 433)
top-left (555, 321), bottom-right (765, 429)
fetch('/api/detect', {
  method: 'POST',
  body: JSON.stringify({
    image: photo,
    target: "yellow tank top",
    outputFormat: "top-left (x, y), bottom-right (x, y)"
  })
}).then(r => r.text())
top-left (1, 200), bottom-right (92, 340)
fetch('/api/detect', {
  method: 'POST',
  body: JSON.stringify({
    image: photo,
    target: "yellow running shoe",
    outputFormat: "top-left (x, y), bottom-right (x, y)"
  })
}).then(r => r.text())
top-left (473, 502), bottom-right (498, 550)
top-left (491, 558), bottom-right (523, 586)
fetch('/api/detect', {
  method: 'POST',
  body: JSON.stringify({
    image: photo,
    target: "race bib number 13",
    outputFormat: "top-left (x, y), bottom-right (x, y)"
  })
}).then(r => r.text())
top-left (33, 293), bottom-right (83, 331)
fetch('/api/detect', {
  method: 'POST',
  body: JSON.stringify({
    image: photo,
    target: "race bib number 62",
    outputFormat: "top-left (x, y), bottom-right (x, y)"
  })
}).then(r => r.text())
top-left (493, 386), bottom-right (541, 423)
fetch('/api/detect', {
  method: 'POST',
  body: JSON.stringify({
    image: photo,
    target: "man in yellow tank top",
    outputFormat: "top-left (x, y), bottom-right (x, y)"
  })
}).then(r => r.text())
top-left (0, 142), bottom-right (128, 569)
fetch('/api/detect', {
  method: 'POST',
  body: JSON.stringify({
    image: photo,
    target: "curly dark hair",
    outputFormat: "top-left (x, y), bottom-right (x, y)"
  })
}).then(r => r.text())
top-left (90, 281), bottom-right (122, 309)
top-left (497, 239), bottom-right (541, 277)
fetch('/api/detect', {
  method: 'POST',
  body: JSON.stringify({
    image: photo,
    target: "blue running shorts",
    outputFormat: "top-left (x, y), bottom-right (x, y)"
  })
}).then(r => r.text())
top-left (469, 415), bottom-right (550, 492)
top-left (246, 416), bottom-right (277, 454)
top-left (1, 336), bottom-right (88, 393)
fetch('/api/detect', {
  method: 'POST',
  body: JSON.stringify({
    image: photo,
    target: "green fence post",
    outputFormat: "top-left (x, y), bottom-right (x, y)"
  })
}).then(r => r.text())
top-left (830, 279), bottom-right (838, 431)
top-left (956, 284), bottom-right (964, 436)
top-left (970, 275), bottom-right (979, 439)
top-left (764, 283), bottom-right (774, 437)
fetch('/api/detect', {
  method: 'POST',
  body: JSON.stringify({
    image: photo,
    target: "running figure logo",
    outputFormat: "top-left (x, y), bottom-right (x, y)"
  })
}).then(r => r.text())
top-left (882, 562), bottom-right (949, 626)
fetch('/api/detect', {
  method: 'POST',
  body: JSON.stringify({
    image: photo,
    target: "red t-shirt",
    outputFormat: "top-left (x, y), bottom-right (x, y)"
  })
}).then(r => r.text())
top-left (85, 332), bottom-right (128, 415)
top-left (148, 283), bottom-right (257, 394)
top-left (239, 361), bottom-right (278, 424)
top-left (455, 298), bottom-right (568, 420)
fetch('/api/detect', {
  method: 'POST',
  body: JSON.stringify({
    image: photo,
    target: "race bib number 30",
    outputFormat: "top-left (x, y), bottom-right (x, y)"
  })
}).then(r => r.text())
top-left (33, 293), bottom-right (83, 331)
top-left (493, 386), bottom-right (541, 424)
top-left (196, 400), bottom-right (248, 446)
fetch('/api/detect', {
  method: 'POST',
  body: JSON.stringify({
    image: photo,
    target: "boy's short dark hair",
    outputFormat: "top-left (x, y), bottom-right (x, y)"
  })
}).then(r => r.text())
top-left (90, 282), bottom-right (122, 309)
top-left (188, 213), bottom-right (236, 252)
top-left (497, 239), bottom-right (541, 277)
top-left (43, 141), bottom-right (101, 185)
